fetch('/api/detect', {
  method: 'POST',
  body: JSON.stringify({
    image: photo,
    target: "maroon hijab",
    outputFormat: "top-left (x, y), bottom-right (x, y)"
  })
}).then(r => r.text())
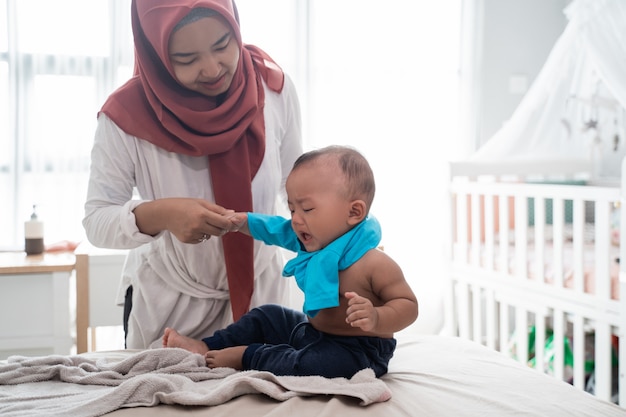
top-left (100, 0), bottom-right (284, 320)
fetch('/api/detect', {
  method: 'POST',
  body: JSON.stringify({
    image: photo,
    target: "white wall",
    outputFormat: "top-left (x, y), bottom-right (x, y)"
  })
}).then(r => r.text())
top-left (477, 0), bottom-right (571, 148)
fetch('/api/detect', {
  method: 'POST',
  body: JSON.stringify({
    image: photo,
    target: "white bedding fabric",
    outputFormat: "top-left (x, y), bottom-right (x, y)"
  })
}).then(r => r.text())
top-left (1, 334), bottom-right (625, 417)
top-left (0, 348), bottom-right (388, 416)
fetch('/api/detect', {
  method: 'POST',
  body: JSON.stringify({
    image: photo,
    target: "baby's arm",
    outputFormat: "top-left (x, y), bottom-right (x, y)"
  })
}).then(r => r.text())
top-left (226, 212), bottom-right (301, 253)
top-left (345, 253), bottom-right (418, 334)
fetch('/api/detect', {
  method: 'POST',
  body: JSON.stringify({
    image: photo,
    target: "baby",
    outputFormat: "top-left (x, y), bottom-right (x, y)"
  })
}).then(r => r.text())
top-left (163, 145), bottom-right (418, 378)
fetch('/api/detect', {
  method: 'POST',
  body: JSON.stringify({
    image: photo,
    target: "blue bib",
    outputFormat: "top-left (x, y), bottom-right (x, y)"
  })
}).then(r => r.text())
top-left (247, 213), bottom-right (382, 317)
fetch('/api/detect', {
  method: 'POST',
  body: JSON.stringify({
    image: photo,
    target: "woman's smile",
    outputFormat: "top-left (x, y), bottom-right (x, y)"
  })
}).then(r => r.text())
top-left (199, 73), bottom-right (227, 91)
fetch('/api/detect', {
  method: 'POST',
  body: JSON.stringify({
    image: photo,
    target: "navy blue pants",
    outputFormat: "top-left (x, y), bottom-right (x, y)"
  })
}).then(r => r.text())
top-left (202, 304), bottom-right (396, 378)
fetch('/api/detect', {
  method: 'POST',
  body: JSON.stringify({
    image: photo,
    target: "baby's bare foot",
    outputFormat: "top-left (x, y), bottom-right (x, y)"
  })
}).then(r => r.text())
top-left (162, 327), bottom-right (209, 355)
top-left (205, 346), bottom-right (247, 370)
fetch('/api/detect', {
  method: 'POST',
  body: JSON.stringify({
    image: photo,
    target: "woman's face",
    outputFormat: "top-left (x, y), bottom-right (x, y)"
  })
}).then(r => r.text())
top-left (168, 14), bottom-right (240, 97)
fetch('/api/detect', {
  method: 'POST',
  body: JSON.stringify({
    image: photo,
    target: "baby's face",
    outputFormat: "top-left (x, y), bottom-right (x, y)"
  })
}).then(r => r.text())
top-left (286, 163), bottom-right (353, 251)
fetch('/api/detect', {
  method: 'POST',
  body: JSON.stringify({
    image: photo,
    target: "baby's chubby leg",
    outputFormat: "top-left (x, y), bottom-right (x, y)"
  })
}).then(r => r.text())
top-left (162, 327), bottom-right (209, 355)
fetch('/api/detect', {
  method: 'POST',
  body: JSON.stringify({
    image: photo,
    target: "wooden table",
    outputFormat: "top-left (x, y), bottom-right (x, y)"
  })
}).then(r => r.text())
top-left (0, 251), bottom-right (76, 359)
top-left (0, 251), bottom-right (76, 274)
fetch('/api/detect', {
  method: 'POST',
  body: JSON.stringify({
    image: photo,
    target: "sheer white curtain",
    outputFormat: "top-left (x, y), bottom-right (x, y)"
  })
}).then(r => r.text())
top-left (0, 0), bottom-right (298, 250)
top-left (568, 0), bottom-right (626, 110)
top-left (0, 0), bottom-right (133, 249)
top-left (2, 0), bottom-right (462, 334)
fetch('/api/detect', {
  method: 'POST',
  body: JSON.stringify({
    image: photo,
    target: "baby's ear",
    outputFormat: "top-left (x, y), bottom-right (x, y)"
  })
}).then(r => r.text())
top-left (348, 200), bottom-right (367, 224)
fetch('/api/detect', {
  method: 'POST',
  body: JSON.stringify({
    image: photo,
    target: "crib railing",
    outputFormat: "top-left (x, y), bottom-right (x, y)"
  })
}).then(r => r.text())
top-left (446, 173), bottom-right (622, 405)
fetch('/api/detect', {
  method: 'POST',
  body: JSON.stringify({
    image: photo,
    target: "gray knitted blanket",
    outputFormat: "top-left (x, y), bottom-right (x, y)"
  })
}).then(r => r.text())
top-left (0, 348), bottom-right (391, 416)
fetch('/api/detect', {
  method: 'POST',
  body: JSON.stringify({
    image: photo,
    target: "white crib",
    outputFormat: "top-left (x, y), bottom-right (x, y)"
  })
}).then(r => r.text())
top-left (445, 158), bottom-right (626, 406)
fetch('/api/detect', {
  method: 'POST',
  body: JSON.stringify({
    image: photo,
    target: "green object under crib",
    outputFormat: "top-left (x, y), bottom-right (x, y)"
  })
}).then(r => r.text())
top-left (526, 326), bottom-right (584, 375)
top-left (520, 326), bottom-right (618, 381)
top-left (517, 325), bottom-right (620, 402)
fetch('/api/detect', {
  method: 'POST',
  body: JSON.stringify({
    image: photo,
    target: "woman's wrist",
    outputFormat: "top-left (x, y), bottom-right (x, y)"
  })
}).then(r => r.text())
top-left (133, 200), bottom-right (168, 236)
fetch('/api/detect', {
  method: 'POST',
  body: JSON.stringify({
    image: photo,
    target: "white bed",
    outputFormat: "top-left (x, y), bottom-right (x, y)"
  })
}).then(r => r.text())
top-left (446, 158), bottom-right (626, 408)
top-left (1, 332), bottom-right (624, 416)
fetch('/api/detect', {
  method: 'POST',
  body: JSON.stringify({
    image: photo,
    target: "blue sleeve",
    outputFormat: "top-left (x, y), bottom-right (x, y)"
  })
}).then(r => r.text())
top-left (247, 213), bottom-right (301, 252)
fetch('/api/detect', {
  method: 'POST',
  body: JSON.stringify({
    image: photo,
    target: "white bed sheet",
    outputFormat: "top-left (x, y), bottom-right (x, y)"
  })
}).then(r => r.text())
top-left (2, 334), bottom-right (625, 416)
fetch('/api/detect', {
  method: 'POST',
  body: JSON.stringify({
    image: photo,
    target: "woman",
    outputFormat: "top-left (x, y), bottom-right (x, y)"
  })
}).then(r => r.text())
top-left (83, 0), bottom-right (302, 349)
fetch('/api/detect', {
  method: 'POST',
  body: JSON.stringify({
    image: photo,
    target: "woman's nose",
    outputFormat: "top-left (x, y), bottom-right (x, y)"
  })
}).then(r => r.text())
top-left (200, 55), bottom-right (220, 78)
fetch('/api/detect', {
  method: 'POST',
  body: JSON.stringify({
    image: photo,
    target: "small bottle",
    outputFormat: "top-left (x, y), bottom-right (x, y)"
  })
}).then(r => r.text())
top-left (25, 205), bottom-right (44, 255)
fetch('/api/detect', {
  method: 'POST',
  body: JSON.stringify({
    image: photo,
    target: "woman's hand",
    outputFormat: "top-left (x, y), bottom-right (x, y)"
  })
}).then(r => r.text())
top-left (133, 198), bottom-right (235, 243)
top-left (226, 212), bottom-right (249, 234)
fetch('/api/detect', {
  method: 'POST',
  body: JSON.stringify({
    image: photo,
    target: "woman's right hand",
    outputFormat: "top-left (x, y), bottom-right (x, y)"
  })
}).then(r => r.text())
top-left (133, 198), bottom-right (235, 243)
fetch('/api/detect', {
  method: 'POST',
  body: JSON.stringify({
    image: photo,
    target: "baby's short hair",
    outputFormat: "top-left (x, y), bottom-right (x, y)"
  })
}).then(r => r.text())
top-left (293, 145), bottom-right (375, 211)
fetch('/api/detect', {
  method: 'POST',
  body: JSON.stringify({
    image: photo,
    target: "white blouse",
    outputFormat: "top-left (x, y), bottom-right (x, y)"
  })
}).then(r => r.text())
top-left (83, 76), bottom-right (303, 349)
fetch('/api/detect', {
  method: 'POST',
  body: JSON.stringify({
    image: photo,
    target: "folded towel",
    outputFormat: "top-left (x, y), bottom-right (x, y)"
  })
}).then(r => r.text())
top-left (0, 348), bottom-right (391, 416)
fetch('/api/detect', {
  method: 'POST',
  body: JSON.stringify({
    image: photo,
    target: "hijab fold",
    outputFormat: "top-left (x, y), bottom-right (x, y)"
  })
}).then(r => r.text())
top-left (100, 0), bottom-right (284, 320)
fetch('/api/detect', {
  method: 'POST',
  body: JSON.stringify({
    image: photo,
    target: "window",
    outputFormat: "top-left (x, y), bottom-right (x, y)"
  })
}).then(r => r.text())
top-left (0, 0), bottom-right (300, 250)
top-left (1, 0), bottom-right (133, 249)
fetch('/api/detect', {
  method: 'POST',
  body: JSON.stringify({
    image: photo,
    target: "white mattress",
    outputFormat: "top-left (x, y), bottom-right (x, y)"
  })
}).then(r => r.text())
top-left (2, 334), bottom-right (624, 416)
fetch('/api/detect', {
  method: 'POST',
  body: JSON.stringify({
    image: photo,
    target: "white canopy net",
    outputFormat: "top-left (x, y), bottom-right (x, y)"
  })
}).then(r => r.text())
top-left (471, 0), bottom-right (626, 180)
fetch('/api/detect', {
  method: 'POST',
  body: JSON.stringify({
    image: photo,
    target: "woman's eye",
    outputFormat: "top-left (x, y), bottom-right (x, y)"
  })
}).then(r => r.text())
top-left (173, 59), bottom-right (195, 66)
top-left (214, 36), bottom-right (231, 52)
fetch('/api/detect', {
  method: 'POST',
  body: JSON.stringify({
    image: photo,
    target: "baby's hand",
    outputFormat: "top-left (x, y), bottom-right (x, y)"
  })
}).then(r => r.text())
top-left (345, 291), bottom-right (378, 332)
top-left (224, 212), bottom-right (248, 233)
